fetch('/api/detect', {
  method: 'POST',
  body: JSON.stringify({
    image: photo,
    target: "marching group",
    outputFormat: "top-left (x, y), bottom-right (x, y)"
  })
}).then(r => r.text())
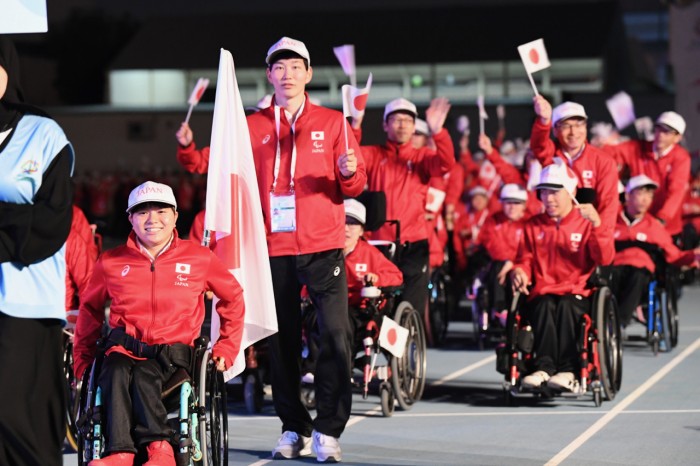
top-left (1, 33), bottom-right (699, 466)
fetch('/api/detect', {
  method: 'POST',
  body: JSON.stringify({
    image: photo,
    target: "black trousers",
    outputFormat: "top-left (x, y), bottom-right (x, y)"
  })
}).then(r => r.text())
top-left (525, 294), bottom-right (590, 375)
top-left (98, 352), bottom-right (176, 454)
top-left (484, 260), bottom-right (511, 312)
top-left (0, 313), bottom-right (64, 466)
top-left (268, 249), bottom-right (353, 438)
top-left (609, 265), bottom-right (652, 328)
top-left (397, 239), bottom-right (430, 314)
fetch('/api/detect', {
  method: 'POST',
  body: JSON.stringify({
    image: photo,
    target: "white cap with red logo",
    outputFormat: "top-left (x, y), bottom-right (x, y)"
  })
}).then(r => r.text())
top-left (127, 181), bottom-right (177, 213)
top-left (626, 174), bottom-right (658, 193)
top-left (344, 198), bottom-right (366, 225)
top-left (266, 36), bottom-right (310, 65)
top-left (500, 183), bottom-right (528, 202)
top-left (655, 111), bottom-right (686, 136)
top-left (552, 101), bottom-right (587, 126)
top-left (535, 158), bottom-right (579, 196)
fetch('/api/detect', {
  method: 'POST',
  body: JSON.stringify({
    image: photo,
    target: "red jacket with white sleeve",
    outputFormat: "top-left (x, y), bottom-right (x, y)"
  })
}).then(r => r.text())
top-left (359, 128), bottom-right (455, 243)
top-left (613, 211), bottom-right (695, 274)
top-left (177, 94), bottom-right (366, 257)
top-left (345, 239), bottom-right (403, 307)
top-left (530, 120), bottom-right (620, 235)
top-left (603, 140), bottom-right (690, 236)
top-left (514, 209), bottom-right (615, 300)
top-left (73, 231), bottom-right (244, 379)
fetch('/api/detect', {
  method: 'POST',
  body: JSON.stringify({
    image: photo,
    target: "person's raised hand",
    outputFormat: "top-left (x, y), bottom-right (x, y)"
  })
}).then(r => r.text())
top-left (533, 95), bottom-right (552, 125)
top-left (426, 97), bottom-right (451, 134)
top-left (176, 122), bottom-right (194, 146)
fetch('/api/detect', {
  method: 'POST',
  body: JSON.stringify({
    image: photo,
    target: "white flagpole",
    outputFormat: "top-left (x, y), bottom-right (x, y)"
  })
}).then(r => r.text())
top-left (343, 115), bottom-right (349, 152)
top-left (479, 115), bottom-right (485, 135)
top-left (527, 72), bottom-right (539, 96)
top-left (184, 103), bottom-right (195, 124)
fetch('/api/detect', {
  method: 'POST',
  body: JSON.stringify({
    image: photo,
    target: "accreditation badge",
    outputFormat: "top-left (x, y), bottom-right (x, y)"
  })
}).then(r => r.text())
top-left (270, 191), bottom-right (297, 233)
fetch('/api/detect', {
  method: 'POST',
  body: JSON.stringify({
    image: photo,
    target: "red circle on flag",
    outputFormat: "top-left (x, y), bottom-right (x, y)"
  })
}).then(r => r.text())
top-left (353, 94), bottom-right (368, 112)
top-left (387, 328), bottom-right (397, 345)
top-left (529, 48), bottom-right (540, 64)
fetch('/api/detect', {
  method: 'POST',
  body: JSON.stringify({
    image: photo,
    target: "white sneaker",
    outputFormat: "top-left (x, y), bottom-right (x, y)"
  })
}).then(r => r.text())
top-left (521, 370), bottom-right (550, 390)
top-left (272, 431), bottom-right (312, 459)
top-left (547, 372), bottom-right (577, 392)
top-left (312, 430), bottom-right (342, 463)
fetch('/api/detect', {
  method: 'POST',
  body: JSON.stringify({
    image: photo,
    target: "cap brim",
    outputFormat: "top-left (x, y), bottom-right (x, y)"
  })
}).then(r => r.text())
top-left (127, 200), bottom-right (177, 213)
top-left (535, 183), bottom-right (565, 191)
top-left (501, 197), bottom-right (527, 203)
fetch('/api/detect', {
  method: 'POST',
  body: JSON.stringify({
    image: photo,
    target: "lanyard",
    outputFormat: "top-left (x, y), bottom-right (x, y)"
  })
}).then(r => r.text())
top-left (272, 102), bottom-right (304, 192)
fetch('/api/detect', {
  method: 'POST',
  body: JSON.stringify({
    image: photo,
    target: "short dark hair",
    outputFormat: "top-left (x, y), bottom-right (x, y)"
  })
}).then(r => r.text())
top-left (267, 50), bottom-right (309, 70)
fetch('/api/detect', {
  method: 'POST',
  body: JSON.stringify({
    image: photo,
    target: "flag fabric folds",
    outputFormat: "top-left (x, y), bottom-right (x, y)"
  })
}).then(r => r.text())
top-left (188, 77), bottom-right (210, 106)
top-left (333, 44), bottom-right (357, 86)
top-left (606, 91), bottom-right (636, 130)
top-left (205, 49), bottom-right (278, 380)
top-left (378, 316), bottom-right (409, 359)
top-left (341, 73), bottom-right (373, 119)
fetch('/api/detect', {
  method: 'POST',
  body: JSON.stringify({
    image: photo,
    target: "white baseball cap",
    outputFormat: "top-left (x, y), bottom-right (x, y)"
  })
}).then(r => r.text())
top-left (626, 174), bottom-right (658, 194)
top-left (414, 118), bottom-right (429, 136)
top-left (500, 183), bottom-right (528, 203)
top-left (266, 36), bottom-right (310, 65)
top-left (127, 181), bottom-right (177, 213)
top-left (552, 101), bottom-right (587, 126)
top-left (468, 186), bottom-right (489, 198)
top-left (535, 159), bottom-right (579, 196)
top-left (655, 111), bottom-right (686, 136)
top-left (384, 98), bottom-right (417, 121)
top-left (344, 198), bottom-right (366, 225)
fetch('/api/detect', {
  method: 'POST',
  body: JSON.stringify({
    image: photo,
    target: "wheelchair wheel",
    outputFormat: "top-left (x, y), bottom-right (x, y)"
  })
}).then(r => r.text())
top-left (63, 334), bottom-right (80, 451)
top-left (660, 290), bottom-right (672, 352)
top-left (595, 287), bottom-right (622, 401)
top-left (391, 301), bottom-right (427, 411)
top-left (379, 382), bottom-right (395, 417)
top-left (471, 288), bottom-right (488, 351)
top-left (77, 362), bottom-right (104, 466)
top-left (667, 283), bottom-right (679, 348)
top-left (426, 268), bottom-right (450, 347)
top-left (198, 351), bottom-right (228, 466)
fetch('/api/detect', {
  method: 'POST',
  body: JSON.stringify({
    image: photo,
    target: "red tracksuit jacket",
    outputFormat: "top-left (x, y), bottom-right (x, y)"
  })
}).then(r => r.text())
top-left (358, 128), bottom-right (455, 243)
top-left (479, 211), bottom-right (527, 262)
top-left (73, 231), bottom-right (244, 379)
top-left (177, 94), bottom-right (367, 257)
top-left (603, 140), bottom-right (690, 236)
top-left (515, 209), bottom-right (615, 299)
top-left (613, 211), bottom-right (695, 274)
top-left (345, 239), bottom-right (403, 306)
top-left (530, 120), bottom-right (620, 235)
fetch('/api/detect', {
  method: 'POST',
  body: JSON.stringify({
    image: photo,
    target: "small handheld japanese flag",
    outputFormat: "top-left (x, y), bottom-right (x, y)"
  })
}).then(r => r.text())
top-left (477, 95), bottom-right (488, 135)
top-left (517, 38), bottom-right (551, 95)
top-left (341, 73), bottom-right (373, 119)
top-left (426, 187), bottom-right (446, 213)
top-left (457, 115), bottom-right (470, 135)
top-left (185, 77), bottom-right (210, 123)
top-left (333, 44), bottom-right (356, 87)
top-left (378, 316), bottom-right (409, 358)
top-left (606, 91), bottom-right (636, 130)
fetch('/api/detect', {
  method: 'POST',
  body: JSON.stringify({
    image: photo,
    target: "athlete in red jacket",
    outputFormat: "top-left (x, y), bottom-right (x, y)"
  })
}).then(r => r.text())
top-left (610, 175), bottom-right (699, 328)
top-left (602, 111), bottom-right (690, 237)
top-left (176, 37), bottom-right (363, 461)
top-left (351, 96), bottom-right (453, 317)
top-left (530, 96), bottom-right (620, 238)
top-left (511, 160), bottom-right (614, 393)
top-left (73, 181), bottom-right (245, 466)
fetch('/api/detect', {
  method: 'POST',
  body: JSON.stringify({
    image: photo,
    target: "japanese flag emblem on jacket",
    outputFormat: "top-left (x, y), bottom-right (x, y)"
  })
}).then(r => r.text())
top-left (175, 263), bottom-right (191, 274)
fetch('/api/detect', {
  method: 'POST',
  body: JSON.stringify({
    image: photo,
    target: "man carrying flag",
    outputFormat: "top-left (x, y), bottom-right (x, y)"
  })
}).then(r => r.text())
top-left (175, 36), bottom-right (365, 463)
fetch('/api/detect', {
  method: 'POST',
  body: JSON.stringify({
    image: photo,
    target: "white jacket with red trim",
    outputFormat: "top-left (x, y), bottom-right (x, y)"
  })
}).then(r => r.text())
top-left (515, 209), bottom-right (615, 299)
top-left (359, 129), bottom-right (455, 243)
top-left (73, 230), bottom-right (244, 379)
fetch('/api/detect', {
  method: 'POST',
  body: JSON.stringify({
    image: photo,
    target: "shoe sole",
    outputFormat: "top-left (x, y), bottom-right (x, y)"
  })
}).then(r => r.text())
top-left (272, 447), bottom-right (312, 459)
top-left (317, 454), bottom-right (341, 463)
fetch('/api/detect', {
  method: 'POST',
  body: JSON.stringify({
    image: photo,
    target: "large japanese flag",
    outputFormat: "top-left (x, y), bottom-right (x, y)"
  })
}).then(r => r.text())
top-left (378, 316), bottom-right (409, 358)
top-left (518, 38), bottom-right (551, 74)
top-left (205, 49), bottom-right (278, 380)
top-left (341, 73), bottom-right (373, 119)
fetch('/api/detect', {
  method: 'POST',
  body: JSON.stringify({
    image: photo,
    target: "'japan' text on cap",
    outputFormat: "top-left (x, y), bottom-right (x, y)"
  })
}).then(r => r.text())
top-left (552, 101), bottom-right (587, 126)
top-left (266, 36), bottom-right (310, 65)
top-left (655, 111), bottom-right (686, 136)
top-left (127, 181), bottom-right (177, 213)
top-left (344, 198), bottom-right (366, 225)
top-left (384, 98), bottom-right (417, 121)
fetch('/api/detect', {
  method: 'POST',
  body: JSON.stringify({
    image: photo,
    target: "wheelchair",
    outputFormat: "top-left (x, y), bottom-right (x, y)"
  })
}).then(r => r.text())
top-left (63, 324), bottom-right (80, 452)
top-left (425, 260), bottom-right (454, 348)
top-left (76, 336), bottom-right (228, 466)
top-left (633, 261), bottom-right (680, 355)
top-left (496, 271), bottom-right (623, 407)
top-left (469, 254), bottom-right (509, 350)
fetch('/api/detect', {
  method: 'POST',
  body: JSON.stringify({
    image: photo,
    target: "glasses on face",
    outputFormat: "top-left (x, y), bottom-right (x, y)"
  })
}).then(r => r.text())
top-left (556, 120), bottom-right (586, 132)
top-left (388, 116), bottom-right (415, 126)
top-left (654, 125), bottom-right (678, 135)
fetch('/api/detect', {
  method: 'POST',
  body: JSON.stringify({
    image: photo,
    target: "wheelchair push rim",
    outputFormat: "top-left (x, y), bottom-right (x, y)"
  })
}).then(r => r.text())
top-left (391, 301), bottom-right (427, 410)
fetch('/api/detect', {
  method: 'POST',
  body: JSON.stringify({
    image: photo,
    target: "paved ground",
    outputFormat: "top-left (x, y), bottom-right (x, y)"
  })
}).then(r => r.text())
top-left (65, 284), bottom-right (700, 466)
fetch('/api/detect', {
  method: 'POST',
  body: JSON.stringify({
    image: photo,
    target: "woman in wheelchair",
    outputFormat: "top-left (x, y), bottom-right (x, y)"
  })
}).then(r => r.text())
top-left (510, 160), bottom-right (614, 392)
top-left (73, 181), bottom-right (245, 466)
top-left (609, 175), bottom-right (700, 329)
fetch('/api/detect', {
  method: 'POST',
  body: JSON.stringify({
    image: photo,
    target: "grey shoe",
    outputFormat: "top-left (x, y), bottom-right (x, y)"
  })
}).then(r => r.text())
top-left (521, 370), bottom-right (550, 390)
top-left (312, 430), bottom-right (342, 463)
top-left (272, 431), bottom-right (312, 459)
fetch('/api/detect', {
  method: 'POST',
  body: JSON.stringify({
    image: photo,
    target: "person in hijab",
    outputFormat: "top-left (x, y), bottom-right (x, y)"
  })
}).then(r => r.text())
top-left (0, 36), bottom-right (75, 466)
